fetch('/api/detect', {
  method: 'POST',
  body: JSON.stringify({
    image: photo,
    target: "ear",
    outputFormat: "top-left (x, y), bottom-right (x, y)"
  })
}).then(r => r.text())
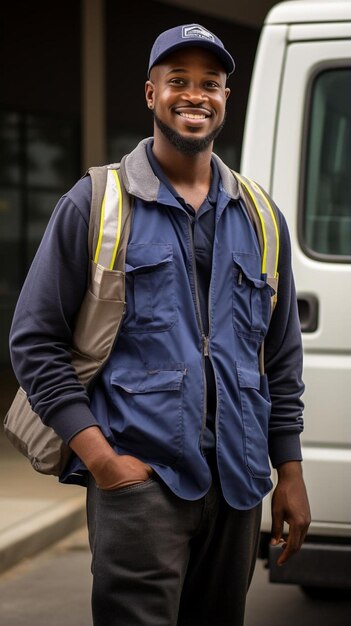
top-left (145, 80), bottom-right (155, 110)
top-left (225, 87), bottom-right (231, 101)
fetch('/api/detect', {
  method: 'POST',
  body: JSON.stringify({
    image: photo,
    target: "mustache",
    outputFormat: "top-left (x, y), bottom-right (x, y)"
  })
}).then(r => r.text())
top-left (153, 112), bottom-right (227, 156)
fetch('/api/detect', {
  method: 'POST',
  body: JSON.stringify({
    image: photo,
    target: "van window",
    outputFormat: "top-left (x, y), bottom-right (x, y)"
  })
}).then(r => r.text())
top-left (303, 69), bottom-right (351, 258)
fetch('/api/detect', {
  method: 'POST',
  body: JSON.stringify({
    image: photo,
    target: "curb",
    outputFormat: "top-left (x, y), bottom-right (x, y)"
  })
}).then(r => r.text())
top-left (0, 495), bottom-right (86, 574)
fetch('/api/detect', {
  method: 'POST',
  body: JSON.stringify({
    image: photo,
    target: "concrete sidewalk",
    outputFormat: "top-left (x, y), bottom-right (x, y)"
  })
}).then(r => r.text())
top-left (0, 369), bottom-right (87, 574)
top-left (0, 421), bottom-right (86, 574)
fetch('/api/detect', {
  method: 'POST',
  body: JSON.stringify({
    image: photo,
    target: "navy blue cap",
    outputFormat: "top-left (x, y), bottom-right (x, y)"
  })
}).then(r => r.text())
top-left (148, 24), bottom-right (235, 78)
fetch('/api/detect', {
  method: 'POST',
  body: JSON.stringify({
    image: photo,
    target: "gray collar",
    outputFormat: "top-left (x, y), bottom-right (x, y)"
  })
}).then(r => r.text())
top-left (119, 138), bottom-right (240, 202)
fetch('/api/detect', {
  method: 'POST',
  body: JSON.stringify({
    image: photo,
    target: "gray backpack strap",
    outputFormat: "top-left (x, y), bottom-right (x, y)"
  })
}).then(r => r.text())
top-left (87, 165), bottom-right (109, 263)
top-left (235, 174), bottom-right (265, 256)
top-left (87, 163), bottom-right (133, 272)
top-left (233, 171), bottom-right (279, 298)
top-left (232, 171), bottom-right (280, 375)
top-left (71, 163), bottom-right (133, 384)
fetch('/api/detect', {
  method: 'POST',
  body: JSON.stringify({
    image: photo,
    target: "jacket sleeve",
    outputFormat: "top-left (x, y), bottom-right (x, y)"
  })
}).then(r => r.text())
top-left (9, 177), bottom-right (99, 444)
top-left (264, 209), bottom-right (305, 468)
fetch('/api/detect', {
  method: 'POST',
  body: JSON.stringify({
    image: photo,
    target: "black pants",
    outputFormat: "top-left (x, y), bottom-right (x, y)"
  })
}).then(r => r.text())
top-left (86, 470), bottom-right (262, 626)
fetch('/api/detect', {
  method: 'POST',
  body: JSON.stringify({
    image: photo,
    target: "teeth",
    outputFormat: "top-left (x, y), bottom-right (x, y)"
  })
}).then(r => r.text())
top-left (179, 112), bottom-right (206, 119)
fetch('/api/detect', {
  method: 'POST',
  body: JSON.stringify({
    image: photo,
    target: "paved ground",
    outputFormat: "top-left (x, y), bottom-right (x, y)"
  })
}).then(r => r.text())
top-left (0, 369), bottom-right (85, 573)
top-left (1, 369), bottom-right (350, 624)
top-left (245, 561), bottom-right (351, 626)
top-left (0, 526), bottom-right (350, 626)
top-left (0, 528), bottom-right (92, 626)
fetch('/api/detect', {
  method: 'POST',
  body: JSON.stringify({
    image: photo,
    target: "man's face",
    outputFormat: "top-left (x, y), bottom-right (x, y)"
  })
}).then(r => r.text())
top-left (145, 47), bottom-right (230, 155)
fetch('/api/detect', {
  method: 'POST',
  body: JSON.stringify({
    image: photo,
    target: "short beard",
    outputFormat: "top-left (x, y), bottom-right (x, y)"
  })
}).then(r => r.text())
top-left (154, 112), bottom-right (226, 156)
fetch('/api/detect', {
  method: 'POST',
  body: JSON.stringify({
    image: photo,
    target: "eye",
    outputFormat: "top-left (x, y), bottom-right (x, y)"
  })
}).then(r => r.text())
top-left (169, 78), bottom-right (186, 86)
top-left (204, 81), bottom-right (220, 89)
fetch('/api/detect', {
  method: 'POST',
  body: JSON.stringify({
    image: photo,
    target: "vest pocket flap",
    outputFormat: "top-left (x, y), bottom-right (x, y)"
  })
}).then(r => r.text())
top-left (123, 244), bottom-right (176, 333)
top-left (110, 367), bottom-right (185, 393)
top-left (236, 363), bottom-right (260, 390)
top-left (125, 244), bottom-right (173, 273)
top-left (232, 252), bottom-right (266, 288)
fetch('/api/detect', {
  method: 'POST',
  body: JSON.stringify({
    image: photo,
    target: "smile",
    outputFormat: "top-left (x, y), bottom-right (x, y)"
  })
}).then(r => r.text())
top-left (174, 107), bottom-right (212, 120)
top-left (178, 112), bottom-right (207, 119)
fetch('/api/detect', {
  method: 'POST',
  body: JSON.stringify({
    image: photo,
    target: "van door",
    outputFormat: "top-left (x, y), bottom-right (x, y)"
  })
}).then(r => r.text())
top-left (272, 34), bottom-right (351, 532)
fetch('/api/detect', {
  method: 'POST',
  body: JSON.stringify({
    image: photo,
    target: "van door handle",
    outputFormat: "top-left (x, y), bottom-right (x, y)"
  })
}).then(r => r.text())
top-left (297, 293), bottom-right (319, 333)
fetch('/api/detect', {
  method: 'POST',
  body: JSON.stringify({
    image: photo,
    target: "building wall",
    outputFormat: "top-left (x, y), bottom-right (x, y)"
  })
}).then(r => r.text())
top-left (0, 0), bottom-right (82, 374)
top-left (0, 0), bottom-right (260, 380)
top-left (105, 0), bottom-right (259, 167)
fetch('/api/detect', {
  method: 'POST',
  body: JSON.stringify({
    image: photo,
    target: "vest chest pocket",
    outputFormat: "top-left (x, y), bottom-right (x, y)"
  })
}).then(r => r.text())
top-left (123, 244), bottom-right (177, 333)
top-left (232, 252), bottom-right (275, 343)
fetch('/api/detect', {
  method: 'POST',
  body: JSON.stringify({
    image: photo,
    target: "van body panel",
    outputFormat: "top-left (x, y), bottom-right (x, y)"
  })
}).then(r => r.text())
top-left (302, 446), bottom-right (351, 526)
top-left (240, 25), bottom-right (288, 190)
top-left (266, 0), bottom-right (351, 25)
top-left (302, 355), bottom-right (351, 445)
top-left (289, 22), bottom-right (351, 40)
top-left (241, 0), bottom-right (351, 587)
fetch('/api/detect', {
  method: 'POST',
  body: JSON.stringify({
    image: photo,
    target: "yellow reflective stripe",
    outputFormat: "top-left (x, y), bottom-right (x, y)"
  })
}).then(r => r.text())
top-left (109, 169), bottom-right (123, 270)
top-left (93, 169), bottom-right (122, 269)
top-left (236, 173), bottom-right (268, 275)
top-left (93, 192), bottom-right (106, 264)
top-left (251, 181), bottom-right (280, 278)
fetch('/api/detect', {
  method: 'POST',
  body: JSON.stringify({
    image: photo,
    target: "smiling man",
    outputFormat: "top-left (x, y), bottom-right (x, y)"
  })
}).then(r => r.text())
top-left (10, 23), bottom-right (310, 626)
top-left (148, 43), bottom-right (230, 154)
top-left (145, 45), bottom-right (230, 210)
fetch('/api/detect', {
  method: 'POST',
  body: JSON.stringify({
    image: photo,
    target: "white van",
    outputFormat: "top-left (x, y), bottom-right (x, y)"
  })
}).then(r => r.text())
top-left (241, 0), bottom-right (351, 592)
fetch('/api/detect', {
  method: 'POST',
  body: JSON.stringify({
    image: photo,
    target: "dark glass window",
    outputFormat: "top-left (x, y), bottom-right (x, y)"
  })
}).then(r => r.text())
top-left (303, 69), bottom-right (351, 258)
top-left (0, 110), bottom-right (80, 365)
top-left (0, 1), bottom-right (81, 371)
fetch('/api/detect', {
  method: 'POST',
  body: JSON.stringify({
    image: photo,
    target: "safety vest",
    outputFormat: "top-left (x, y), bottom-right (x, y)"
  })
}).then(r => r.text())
top-left (4, 160), bottom-right (280, 476)
top-left (89, 167), bottom-right (280, 319)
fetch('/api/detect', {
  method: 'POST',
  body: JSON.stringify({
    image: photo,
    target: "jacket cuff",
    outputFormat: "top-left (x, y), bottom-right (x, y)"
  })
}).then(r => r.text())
top-left (44, 401), bottom-right (99, 444)
top-left (269, 433), bottom-right (303, 468)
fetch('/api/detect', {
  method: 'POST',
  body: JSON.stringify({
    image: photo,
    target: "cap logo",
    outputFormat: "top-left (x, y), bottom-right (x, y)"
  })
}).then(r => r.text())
top-left (182, 25), bottom-right (215, 42)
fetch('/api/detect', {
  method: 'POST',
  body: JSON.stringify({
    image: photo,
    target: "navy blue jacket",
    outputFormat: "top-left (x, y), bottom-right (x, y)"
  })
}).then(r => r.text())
top-left (9, 139), bottom-right (304, 509)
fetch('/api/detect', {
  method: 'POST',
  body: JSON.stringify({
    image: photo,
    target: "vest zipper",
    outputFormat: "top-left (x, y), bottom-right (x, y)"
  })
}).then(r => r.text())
top-left (187, 219), bottom-right (209, 452)
top-left (207, 266), bottom-right (219, 463)
top-left (203, 335), bottom-right (210, 357)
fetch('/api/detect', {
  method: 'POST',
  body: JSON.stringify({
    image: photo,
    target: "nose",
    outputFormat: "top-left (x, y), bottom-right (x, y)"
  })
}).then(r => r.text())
top-left (182, 85), bottom-right (207, 104)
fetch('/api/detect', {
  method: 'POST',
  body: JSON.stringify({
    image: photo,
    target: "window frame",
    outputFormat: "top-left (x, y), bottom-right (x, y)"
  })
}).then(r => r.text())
top-left (298, 59), bottom-right (351, 264)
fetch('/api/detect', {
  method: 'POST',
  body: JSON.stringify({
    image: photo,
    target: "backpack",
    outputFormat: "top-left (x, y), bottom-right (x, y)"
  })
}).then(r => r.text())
top-left (3, 163), bottom-right (279, 476)
top-left (3, 163), bottom-right (132, 476)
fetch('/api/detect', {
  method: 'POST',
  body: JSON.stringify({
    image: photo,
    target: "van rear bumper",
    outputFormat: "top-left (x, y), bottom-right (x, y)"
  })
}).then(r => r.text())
top-left (269, 542), bottom-right (351, 588)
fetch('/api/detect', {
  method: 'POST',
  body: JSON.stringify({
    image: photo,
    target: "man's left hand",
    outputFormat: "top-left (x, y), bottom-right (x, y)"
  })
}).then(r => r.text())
top-left (270, 461), bottom-right (311, 566)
